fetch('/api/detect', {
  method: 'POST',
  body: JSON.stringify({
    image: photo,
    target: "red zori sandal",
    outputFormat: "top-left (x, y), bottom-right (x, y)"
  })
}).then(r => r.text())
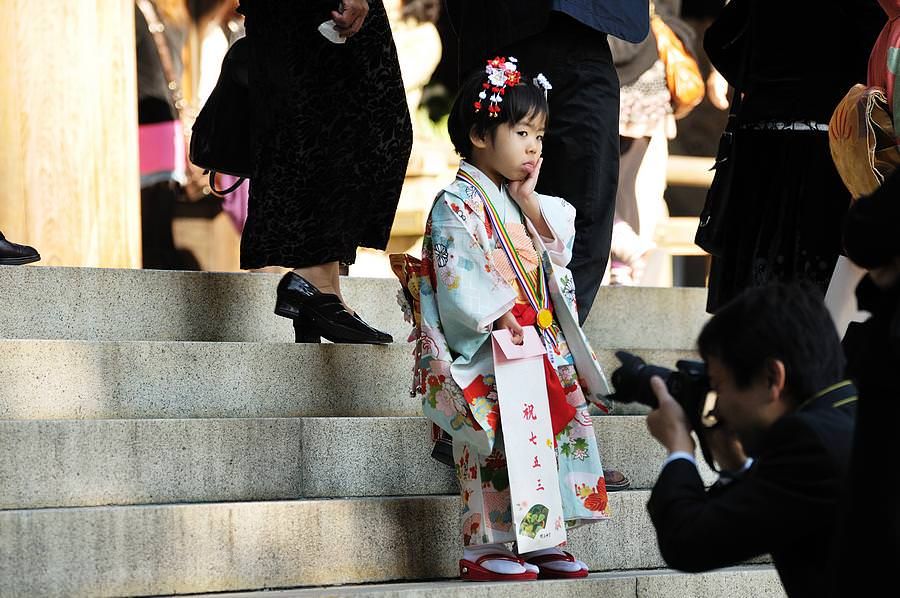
top-left (523, 550), bottom-right (589, 579)
top-left (459, 554), bottom-right (538, 582)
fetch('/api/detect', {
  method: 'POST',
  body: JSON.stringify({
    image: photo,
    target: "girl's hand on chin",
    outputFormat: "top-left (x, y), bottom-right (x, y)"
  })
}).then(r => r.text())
top-left (507, 157), bottom-right (542, 207)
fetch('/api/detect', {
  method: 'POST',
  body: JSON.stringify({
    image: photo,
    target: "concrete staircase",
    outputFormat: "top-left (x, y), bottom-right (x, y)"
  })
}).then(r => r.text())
top-left (0, 266), bottom-right (784, 597)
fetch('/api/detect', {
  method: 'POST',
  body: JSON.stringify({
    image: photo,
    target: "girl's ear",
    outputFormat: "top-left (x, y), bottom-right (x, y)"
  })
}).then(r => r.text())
top-left (469, 126), bottom-right (489, 150)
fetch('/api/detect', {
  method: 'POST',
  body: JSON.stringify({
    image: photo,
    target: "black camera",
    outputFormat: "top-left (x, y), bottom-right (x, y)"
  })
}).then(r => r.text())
top-left (608, 351), bottom-right (710, 413)
top-left (607, 351), bottom-right (720, 469)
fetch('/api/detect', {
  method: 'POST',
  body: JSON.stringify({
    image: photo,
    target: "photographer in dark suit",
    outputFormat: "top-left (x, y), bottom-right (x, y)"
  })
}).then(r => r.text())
top-left (645, 283), bottom-right (857, 598)
top-left (446, 0), bottom-right (649, 324)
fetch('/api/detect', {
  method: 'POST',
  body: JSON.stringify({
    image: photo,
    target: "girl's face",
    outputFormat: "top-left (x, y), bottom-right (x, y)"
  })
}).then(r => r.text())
top-left (470, 112), bottom-right (546, 187)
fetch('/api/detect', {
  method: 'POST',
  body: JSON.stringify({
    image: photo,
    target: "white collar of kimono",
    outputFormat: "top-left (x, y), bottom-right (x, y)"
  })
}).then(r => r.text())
top-left (458, 160), bottom-right (506, 202)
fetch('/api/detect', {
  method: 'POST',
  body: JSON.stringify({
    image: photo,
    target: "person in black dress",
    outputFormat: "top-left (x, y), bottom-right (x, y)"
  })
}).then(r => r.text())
top-left (239, 0), bottom-right (413, 343)
top-left (703, 0), bottom-right (885, 313)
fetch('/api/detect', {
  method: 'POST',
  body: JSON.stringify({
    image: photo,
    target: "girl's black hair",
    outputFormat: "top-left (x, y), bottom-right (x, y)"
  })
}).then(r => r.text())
top-left (448, 66), bottom-right (550, 159)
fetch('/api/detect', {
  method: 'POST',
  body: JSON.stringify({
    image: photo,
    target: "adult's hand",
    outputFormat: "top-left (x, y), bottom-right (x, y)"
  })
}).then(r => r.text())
top-left (332, 0), bottom-right (369, 38)
top-left (706, 68), bottom-right (730, 111)
top-left (703, 423), bottom-right (749, 473)
top-left (646, 376), bottom-right (696, 455)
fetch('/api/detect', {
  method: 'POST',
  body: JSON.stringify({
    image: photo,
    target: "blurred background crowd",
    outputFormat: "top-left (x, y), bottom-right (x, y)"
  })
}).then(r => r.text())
top-left (133, 0), bottom-right (730, 286)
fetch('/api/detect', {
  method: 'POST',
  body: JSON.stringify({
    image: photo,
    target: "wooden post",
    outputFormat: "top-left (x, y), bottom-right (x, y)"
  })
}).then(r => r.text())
top-left (0, 0), bottom-right (141, 268)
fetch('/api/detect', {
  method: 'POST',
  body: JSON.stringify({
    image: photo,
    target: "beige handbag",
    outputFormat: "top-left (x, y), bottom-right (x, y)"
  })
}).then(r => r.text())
top-left (829, 84), bottom-right (900, 200)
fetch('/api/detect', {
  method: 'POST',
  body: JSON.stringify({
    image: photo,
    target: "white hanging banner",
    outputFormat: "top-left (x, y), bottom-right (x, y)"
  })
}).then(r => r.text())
top-left (492, 327), bottom-right (567, 552)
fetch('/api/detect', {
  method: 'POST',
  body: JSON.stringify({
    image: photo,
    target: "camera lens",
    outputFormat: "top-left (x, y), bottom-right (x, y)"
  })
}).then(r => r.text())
top-left (609, 351), bottom-right (675, 409)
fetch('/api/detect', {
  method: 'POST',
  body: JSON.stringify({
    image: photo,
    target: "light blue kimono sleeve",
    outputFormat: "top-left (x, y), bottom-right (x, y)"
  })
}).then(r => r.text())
top-left (428, 195), bottom-right (517, 371)
top-left (528, 193), bottom-right (577, 268)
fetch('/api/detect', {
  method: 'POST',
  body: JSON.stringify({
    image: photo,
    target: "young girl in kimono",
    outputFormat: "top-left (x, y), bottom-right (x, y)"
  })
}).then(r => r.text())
top-left (416, 57), bottom-right (612, 582)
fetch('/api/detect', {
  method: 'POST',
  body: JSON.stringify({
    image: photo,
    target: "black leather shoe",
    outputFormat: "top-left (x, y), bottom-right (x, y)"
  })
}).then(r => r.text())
top-left (0, 231), bottom-right (40, 265)
top-left (275, 272), bottom-right (392, 344)
top-left (293, 319), bottom-right (321, 343)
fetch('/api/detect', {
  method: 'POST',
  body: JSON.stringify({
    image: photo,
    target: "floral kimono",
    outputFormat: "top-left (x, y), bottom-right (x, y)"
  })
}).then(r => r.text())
top-left (418, 161), bottom-right (611, 547)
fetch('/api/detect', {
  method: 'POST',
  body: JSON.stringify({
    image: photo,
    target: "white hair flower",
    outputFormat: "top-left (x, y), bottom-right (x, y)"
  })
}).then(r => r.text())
top-left (533, 73), bottom-right (553, 92)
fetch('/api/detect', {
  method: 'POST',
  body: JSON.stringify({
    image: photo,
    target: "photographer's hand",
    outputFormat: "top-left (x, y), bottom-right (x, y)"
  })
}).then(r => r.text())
top-left (646, 376), bottom-right (696, 455)
top-left (704, 423), bottom-right (749, 474)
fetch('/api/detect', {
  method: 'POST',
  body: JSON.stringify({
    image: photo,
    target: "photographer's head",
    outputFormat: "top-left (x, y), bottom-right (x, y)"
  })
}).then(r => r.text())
top-left (698, 283), bottom-right (845, 454)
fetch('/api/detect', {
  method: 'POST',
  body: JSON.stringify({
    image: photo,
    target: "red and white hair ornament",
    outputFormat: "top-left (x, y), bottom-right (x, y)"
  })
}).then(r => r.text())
top-left (474, 56), bottom-right (522, 117)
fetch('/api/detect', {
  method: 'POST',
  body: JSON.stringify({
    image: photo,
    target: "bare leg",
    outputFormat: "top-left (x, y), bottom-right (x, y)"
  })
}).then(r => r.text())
top-left (329, 262), bottom-right (355, 316)
top-left (293, 262), bottom-right (335, 292)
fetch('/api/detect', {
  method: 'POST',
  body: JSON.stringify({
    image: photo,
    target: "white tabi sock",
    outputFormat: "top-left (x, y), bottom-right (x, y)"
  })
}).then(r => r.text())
top-left (521, 547), bottom-right (587, 573)
top-left (463, 543), bottom-right (529, 575)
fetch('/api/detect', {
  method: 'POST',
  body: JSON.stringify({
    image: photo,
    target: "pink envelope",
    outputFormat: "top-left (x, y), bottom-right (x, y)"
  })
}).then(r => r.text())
top-left (491, 327), bottom-right (545, 362)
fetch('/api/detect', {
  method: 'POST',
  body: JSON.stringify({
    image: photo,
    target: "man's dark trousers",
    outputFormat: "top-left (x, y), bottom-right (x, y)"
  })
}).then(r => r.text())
top-left (505, 15), bottom-right (619, 323)
top-left (449, 0), bottom-right (648, 323)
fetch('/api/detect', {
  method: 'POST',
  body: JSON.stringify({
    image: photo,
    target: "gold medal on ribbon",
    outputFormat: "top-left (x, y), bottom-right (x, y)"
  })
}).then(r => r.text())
top-left (537, 308), bottom-right (553, 330)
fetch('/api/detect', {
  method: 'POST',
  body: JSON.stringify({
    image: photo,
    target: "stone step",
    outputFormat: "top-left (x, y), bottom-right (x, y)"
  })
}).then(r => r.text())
top-left (0, 266), bottom-right (709, 348)
top-left (189, 566), bottom-right (786, 598)
top-left (0, 416), bottom-right (716, 509)
top-left (0, 492), bottom-right (762, 596)
top-left (0, 340), bottom-right (694, 420)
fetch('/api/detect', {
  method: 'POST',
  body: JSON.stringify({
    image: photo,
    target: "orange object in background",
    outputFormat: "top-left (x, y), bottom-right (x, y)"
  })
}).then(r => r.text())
top-left (651, 13), bottom-right (705, 119)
